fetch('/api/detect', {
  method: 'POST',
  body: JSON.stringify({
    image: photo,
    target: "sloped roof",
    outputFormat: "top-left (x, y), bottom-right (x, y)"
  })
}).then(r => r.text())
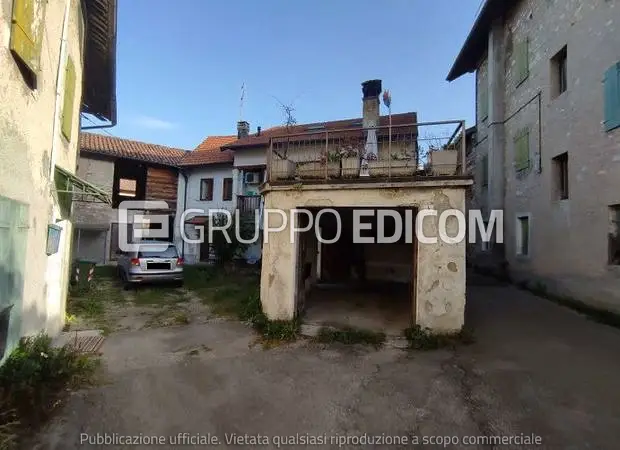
top-left (80, 132), bottom-right (186, 166)
top-left (446, 0), bottom-right (518, 81)
top-left (177, 135), bottom-right (236, 167)
top-left (221, 112), bottom-right (417, 150)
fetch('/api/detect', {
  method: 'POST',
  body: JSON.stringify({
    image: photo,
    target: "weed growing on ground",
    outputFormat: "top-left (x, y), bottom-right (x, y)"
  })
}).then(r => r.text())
top-left (404, 325), bottom-right (475, 351)
top-left (316, 327), bottom-right (386, 348)
top-left (238, 288), bottom-right (299, 344)
top-left (0, 334), bottom-right (100, 448)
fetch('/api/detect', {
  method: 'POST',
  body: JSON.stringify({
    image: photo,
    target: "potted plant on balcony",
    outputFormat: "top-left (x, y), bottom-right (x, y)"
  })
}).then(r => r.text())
top-left (429, 144), bottom-right (459, 176)
top-left (340, 146), bottom-right (360, 178)
top-left (272, 158), bottom-right (296, 180)
top-left (296, 151), bottom-right (341, 179)
top-left (388, 150), bottom-right (417, 177)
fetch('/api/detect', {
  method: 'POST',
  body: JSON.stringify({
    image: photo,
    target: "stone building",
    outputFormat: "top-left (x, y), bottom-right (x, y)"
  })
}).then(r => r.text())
top-left (0, 0), bottom-right (117, 360)
top-left (447, 0), bottom-right (620, 312)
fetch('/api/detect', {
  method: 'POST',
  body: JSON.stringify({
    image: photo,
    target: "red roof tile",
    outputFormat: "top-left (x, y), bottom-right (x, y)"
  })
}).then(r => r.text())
top-left (177, 135), bottom-right (237, 167)
top-left (178, 149), bottom-right (234, 166)
top-left (221, 112), bottom-right (417, 150)
top-left (194, 135), bottom-right (237, 152)
top-left (80, 132), bottom-right (186, 166)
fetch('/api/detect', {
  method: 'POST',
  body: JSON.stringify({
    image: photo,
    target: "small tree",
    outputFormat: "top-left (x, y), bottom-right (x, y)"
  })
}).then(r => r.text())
top-left (209, 212), bottom-right (257, 266)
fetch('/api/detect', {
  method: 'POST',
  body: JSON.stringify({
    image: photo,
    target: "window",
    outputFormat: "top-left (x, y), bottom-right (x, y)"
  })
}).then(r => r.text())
top-left (61, 57), bottom-right (76, 140)
top-left (603, 62), bottom-right (620, 132)
top-left (552, 152), bottom-right (569, 200)
top-left (222, 178), bottom-right (233, 201)
top-left (9, 0), bottom-right (46, 88)
top-left (200, 179), bottom-right (214, 201)
top-left (118, 178), bottom-right (137, 198)
top-left (551, 46), bottom-right (567, 98)
top-left (609, 205), bottom-right (620, 265)
top-left (516, 215), bottom-right (530, 257)
top-left (515, 39), bottom-right (529, 87)
top-left (514, 128), bottom-right (530, 171)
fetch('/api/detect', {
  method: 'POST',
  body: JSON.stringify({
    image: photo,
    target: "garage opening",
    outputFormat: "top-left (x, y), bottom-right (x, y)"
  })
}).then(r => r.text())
top-left (295, 207), bottom-right (417, 336)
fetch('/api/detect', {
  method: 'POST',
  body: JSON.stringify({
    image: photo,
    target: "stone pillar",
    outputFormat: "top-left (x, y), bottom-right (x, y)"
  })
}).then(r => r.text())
top-left (487, 19), bottom-right (506, 253)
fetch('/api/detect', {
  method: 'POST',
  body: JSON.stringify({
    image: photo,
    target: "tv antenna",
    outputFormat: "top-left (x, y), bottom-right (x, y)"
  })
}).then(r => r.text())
top-left (239, 83), bottom-right (246, 121)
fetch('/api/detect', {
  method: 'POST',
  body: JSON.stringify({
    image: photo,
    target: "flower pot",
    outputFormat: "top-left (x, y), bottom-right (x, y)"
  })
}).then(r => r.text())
top-left (297, 161), bottom-right (340, 179)
top-left (430, 150), bottom-right (459, 175)
top-left (271, 159), bottom-right (296, 180)
top-left (367, 160), bottom-right (389, 177)
top-left (388, 159), bottom-right (416, 177)
top-left (341, 157), bottom-right (360, 178)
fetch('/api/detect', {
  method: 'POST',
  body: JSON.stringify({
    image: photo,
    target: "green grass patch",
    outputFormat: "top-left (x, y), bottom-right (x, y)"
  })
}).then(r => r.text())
top-left (67, 279), bottom-right (123, 319)
top-left (404, 325), bottom-right (475, 351)
top-left (132, 287), bottom-right (187, 305)
top-left (0, 334), bottom-right (100, 448)
top-left (316, 326), bottom-right (386, 348)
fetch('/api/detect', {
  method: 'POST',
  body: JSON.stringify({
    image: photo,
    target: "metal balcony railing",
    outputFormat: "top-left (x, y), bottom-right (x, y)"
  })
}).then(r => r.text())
top-left (237, 195), bottom-right (261, 213)
top-left (266, 120), bottom-right (467, 183)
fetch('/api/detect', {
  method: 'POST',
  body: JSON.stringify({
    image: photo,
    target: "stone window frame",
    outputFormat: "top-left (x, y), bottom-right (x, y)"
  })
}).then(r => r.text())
top-left (515, 213), bottom-right (531, 258)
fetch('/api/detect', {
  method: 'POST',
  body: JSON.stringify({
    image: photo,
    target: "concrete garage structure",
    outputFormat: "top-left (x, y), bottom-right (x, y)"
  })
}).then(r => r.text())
top-left (261, 182), bottom-right (471, 333)
top-left (258, 80), bottom-right (473, 334)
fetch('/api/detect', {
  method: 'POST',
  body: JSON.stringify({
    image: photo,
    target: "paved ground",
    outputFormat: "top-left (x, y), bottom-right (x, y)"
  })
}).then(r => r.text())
top-left (32, 276), bottom-right (620, 449)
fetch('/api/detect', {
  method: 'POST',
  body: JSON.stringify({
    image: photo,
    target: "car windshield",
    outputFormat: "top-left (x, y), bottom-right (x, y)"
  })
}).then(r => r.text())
top-left (137, 245), bottom-right (178, 259)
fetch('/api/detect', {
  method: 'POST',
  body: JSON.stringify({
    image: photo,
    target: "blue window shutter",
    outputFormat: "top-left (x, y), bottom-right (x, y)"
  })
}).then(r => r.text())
top-left (604, 63), bottom-right (620, 132)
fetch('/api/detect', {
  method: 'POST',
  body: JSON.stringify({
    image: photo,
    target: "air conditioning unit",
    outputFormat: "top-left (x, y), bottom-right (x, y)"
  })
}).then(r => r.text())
top-left (245, 172), bottom-right (260, 184)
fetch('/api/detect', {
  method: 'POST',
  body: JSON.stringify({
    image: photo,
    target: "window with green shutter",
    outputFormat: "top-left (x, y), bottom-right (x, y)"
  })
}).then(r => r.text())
top-left (61, 57), bottom-right (76, 141)
top-left (0, 196), bottom-right (29, 362)
top-left (481, 154), bottom-right (489, 187)
top-left (515, 39), bottom-right (529, 87)
top-left (479, 84), bottom-right (489, 120)
top-left (603, 63), bottom-right (620, 132)
top-left (9, 0), bottom-right (46, 88)
top-left (514, 128), bottom-right (530, 171)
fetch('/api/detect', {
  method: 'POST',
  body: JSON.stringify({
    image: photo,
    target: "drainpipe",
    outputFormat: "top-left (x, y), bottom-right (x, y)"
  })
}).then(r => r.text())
top-left (180, 170), bottom-right (188, 259)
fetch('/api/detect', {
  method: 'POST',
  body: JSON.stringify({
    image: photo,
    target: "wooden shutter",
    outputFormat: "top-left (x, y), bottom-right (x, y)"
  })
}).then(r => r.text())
top-left (223, 178), bottom-right (233, 201)
top-left (479, 84), bottom-right (488, 120)
top-left (0, 196), bottom-right (29, 360)
top-left (61, 57), bottom-right (77, 141)
top-left (514, 128), bottom-right (530, 171)
top-left (481, 154), bottom-right (489, 186)
top-left (9, 0), bottom-right (45, 77)
top-left (515, 39), bottom-right (529, 86)
top-left (604, 63), bottom-right (620, 132)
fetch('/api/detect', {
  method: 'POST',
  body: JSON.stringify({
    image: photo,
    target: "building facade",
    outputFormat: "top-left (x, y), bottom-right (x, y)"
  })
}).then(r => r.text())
top-left (448, 0), bottom-right (620, 312)
top-left (0, 0), bottom-right (116, 360)
top-left (73, 133), bottom-right (184, 264)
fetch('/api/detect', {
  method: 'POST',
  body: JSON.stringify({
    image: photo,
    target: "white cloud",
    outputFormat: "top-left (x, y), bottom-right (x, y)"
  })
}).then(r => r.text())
top-left (132, 115), bottom-right (178, 130)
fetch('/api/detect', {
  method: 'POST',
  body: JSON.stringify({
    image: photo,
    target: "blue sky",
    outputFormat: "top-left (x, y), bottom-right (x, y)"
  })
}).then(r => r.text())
top-left (100, 0), bottom-right (480, 150)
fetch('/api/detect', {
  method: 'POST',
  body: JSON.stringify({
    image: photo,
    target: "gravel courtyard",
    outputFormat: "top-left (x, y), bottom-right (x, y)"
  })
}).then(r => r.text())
top-left (31, 276), bottom-right (620, 449)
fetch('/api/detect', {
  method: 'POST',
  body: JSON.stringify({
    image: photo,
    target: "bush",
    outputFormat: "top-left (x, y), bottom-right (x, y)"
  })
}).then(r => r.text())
top-left (210, 212), bottom-right (256, 266)
top-left (238, 288), bottom-right (299, 343)
top-left (0, 334), bottom-right (99, 447)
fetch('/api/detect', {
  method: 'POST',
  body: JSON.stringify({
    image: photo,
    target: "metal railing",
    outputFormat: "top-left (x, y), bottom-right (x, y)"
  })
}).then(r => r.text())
top-left (237, 195), bottom-right (261, 213)
top-left (266, 120), bottom-right (467, 183)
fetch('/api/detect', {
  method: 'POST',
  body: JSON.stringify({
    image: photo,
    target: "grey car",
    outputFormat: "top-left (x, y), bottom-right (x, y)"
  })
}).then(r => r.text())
top-left (117, 241), bottom-right (183, 287)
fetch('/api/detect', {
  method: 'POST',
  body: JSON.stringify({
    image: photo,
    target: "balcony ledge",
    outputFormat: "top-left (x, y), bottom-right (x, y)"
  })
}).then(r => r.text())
top-left (261, 176), bottom-right (473, 194)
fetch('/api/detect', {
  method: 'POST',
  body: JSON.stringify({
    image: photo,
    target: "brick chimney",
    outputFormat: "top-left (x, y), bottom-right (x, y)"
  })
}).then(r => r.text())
top-left (362, 79), bottom-right (382, 128)
top-left (237, 121), bottom-right (250, 139)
